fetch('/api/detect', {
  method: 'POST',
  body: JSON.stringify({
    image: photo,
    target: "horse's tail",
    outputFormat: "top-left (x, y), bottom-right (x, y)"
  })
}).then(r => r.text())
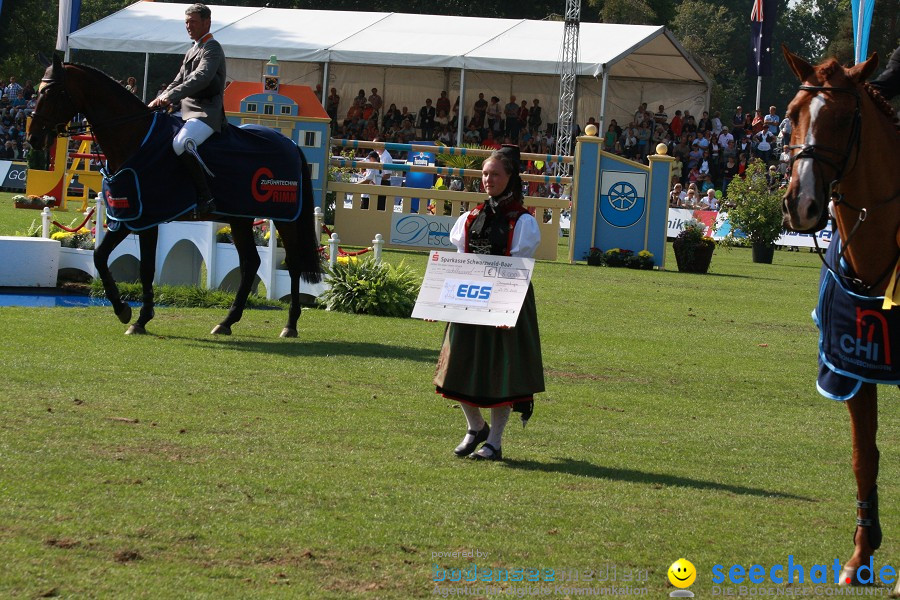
top-left (296, 146), bottom-right (323, 284)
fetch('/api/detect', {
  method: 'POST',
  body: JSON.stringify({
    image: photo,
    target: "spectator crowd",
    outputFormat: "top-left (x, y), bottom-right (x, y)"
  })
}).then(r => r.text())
top-left (325, 86), bottom-right (791, 202)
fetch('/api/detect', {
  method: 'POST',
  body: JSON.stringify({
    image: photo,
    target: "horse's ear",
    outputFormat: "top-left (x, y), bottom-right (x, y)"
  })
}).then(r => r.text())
top-left (782, 44), bottom-right (814, 82)
top-left (52, 53), bottom-right (63, 70)
top-left (37, 53), bottom-right (51, 68)
top-left (847, 52), bottom-right (879, 83)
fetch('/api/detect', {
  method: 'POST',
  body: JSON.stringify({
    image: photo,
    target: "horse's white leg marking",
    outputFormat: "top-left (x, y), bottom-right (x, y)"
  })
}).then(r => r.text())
top-left (794, 94), bottom-right (826, 224)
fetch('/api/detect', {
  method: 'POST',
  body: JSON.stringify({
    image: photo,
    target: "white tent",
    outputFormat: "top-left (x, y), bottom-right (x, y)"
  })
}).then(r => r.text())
top-left (67, 2), bottom-right (711, 138)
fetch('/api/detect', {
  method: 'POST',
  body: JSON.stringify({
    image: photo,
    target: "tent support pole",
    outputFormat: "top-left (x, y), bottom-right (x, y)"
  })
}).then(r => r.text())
top-left (456, 68), bottom-right (466, 146)
top-left (598, 68), bottom-right (609, 138)
top-left (142, 53), bottom-right (150, 103)
top-left (321, 61), bottom-right (329, 108)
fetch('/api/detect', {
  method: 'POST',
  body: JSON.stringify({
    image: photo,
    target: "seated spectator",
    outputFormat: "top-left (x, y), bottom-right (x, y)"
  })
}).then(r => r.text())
top-left (670, 182), bottom-right (685, 207)
top-left (482, 130), bottom-right (500, 150)
top-left (698, 188), bottom-right (718, 210)
top-left (463, 123), bottom-right (481, 144)
top-left (125, 76), bottom-right (138, 95)
top-left (383, 104), bottom-right (401, 130)
top-left (684, 187), bottom-right (699, 208)
top-left (700, 173), bottom-right (715, 193)
top-left (766, 165), bottom-right (780, 190)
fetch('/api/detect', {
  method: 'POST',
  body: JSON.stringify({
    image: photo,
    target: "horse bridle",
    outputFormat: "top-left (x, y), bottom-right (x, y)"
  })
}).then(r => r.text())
top-left (788, 84), bottom-right (900, 293)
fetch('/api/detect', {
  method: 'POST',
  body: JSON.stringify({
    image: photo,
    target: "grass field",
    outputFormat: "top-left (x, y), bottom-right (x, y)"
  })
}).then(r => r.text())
top-left (2, 193), bottom-right (900, 599)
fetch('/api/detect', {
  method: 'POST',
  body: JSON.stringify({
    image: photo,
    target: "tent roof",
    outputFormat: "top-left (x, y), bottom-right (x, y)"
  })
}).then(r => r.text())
top-left (68, 2), bottom-right (708, 84)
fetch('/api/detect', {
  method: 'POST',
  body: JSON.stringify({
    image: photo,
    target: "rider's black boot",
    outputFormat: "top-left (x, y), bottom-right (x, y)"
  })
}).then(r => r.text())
top-left (178, 151), bottom-right (216, 215)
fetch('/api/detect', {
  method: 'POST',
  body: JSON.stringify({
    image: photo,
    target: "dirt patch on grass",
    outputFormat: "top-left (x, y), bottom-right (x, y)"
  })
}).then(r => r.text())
top-left (113, 549), bottom-right (143, 563)
top-left (91, 441), bottom-right (206, 464)
top-left (545, 369), bottom-right (649, 384)
top-left (44, 537), bottom-right (80, 549)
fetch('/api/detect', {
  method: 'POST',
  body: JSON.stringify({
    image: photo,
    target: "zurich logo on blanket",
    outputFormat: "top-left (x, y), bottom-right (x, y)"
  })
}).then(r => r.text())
top-left (102, 113), bottom-right (303, 231)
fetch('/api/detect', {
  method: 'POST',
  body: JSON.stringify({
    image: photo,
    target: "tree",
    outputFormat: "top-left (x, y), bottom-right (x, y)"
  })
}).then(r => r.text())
top-left (596, 0), bottom-right (658, 25)
top-left (671, 0), bottom-right (746, 112)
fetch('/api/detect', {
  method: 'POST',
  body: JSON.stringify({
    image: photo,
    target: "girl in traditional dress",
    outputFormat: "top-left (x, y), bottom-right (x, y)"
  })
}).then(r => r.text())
top-left (433, 145), bottom-right (545, 461)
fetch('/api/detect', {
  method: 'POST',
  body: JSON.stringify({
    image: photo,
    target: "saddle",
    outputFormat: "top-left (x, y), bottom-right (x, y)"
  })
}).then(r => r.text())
top-left (103, 113), bottom-right (304, 231)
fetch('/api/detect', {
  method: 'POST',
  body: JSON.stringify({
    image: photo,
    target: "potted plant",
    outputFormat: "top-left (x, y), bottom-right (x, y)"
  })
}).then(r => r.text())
top-left (672, 218), bottom-right (715, 273)
top-left (721, 159), bottom-right (784, 263)
top-left (585, 247), bottom-right (605, 266)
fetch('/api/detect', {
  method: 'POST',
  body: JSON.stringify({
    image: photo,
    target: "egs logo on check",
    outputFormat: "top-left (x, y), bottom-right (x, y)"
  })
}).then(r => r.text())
top-left (456, 284), bottom-right (492, 301)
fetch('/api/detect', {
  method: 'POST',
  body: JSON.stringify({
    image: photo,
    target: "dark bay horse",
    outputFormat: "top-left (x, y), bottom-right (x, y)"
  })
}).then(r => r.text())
top-left (782, 46), bottom-right (900, 588)
top-left (27, 55), bottom-right (322, 337)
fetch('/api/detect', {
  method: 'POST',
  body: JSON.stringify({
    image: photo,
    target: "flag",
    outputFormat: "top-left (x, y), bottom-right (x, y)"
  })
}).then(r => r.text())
top-left (56, 0), bottom-right (81, 52)
top-left (749, 0), bottom-right (778, 77)
top-left (851, 0), bottom-right (875, 65)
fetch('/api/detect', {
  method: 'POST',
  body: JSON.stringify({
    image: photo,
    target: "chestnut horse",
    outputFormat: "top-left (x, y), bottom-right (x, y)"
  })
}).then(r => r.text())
top-left (782, 46), bottom-right (900, 588)
top-left (27, 55), bottom-right (322, 337)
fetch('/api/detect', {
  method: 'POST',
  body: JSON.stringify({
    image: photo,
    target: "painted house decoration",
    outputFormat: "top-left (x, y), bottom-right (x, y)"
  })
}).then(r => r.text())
top-left (224, 55), bottom-right (330, 207)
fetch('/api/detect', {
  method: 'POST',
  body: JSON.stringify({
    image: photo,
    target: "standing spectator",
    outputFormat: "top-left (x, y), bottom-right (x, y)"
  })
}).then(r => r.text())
top-left (434, 145), bottom-right (544, 462)
top-left (711, 111), bottom-right (723, 134)
top-left (4, 77), bottom-right (22, 100)
top-left (504, 95), bottom-right (519, 140)
top-left (375, 137), bottom-right (392, 212)
top-left (654, 105), bottom-right (668, 125)
top-left (326, 87), bottom-right (340, 127)
top-left (368, 88), bottom-right (383, 117)
top-left (731, 105), bottom-right (744, 130)
top-left (358, 150), bottom-right (381, 210)
top-left (314, 84), bottom-right (323, 103)
top-left (670, 110), bottom-right (683, 138)
top-left (517, 100), bottom-right (529, 136)
top-left (470, 93), bottom-right (487, 130)
top-left (486, 96), bottom-right (501, 134)
top-left (436, 90), bottom-right (451, 116)
top-left (528, 99), bottom-right (542, 134)
top-left (418, 98), bottom-right (436, 140)
top-left (763, 105), bottom-right (779, 136)
top-left (697, 111), bottom-right (711, 133)
top-left (636, 121), bottom-right (651, 160)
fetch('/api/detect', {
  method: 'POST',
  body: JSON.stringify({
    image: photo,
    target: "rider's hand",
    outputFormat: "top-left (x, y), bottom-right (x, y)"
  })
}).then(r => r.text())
top-left (148, 96), bottom-right (171, 109)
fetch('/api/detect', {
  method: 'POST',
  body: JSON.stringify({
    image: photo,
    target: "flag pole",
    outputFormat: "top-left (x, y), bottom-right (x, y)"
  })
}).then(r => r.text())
top-left (755, 76), bottom-right (762, 111)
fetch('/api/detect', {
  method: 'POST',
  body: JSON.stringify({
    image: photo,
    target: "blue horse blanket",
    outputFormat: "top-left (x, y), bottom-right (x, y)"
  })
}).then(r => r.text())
top-left (102, 113), bottom-right (303, 231)
top-left (813, 235), bottom-right (900, 400)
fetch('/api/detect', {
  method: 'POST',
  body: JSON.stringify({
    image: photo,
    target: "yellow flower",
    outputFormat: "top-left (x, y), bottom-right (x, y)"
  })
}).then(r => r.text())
top-left (336, 256), bottom-right (359, 264)
top-left (51, 232), bottom-right (73, 241)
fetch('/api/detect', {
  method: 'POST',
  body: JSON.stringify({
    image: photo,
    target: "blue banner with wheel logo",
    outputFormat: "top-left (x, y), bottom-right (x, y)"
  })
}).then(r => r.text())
top-left (599, 171), bottom-right (647, 228)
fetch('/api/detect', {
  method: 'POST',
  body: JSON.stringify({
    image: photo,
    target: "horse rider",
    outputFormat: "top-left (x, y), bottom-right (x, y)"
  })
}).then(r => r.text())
top-left (870, 45), bottom-right (900, 100)
top-left (148, 3), bottom-right (225, 214)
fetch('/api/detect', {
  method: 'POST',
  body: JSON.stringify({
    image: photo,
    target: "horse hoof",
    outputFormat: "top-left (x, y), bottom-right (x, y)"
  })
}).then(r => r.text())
top-left (211, 324), bottom-right (231, 335)
top-left (125, 324), bottom-right (146, 335)
top-left (839, 566), bottom-right (866, 586)
top-left (280, 327), bottom-right (297, 338)
top-left (116, 304), bottom-right (132, 324)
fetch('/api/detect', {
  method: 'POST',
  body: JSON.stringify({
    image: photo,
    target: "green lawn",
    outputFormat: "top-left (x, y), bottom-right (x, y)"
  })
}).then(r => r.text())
top-left (2, 191), bottom-right (899, 598)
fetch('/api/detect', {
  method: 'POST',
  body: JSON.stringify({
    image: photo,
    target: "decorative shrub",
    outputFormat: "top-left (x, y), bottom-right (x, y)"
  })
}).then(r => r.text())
top-left (604, 247), bottom-right (633, 267)
top-left (320, 258), bottom-right (420, 317)
top-left (625, 250), bottom-right (655, 270)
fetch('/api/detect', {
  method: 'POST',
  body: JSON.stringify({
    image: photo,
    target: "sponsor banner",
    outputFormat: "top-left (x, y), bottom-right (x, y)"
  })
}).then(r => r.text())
top-left (412, 251), bottom-right (534, 327)
top-left (390, 213), bottom-right (458, 250)
top-left (0, 161), bottom-right (27, 190)
top-left (667, 208), bottom-right (832, 248)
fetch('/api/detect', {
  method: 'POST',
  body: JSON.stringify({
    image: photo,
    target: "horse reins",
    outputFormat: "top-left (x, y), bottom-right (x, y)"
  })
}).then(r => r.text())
top-left (789, 84), bottom-right (900, 294)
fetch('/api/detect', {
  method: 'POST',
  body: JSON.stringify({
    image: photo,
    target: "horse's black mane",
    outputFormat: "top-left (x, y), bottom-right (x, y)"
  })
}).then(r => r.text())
top-left (819, 58), bottom-right (898, 129)
top-left (65, 61), bottom-right (148, 112)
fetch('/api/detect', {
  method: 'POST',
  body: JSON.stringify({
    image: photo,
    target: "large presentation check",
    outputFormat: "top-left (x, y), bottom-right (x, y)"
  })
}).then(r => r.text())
top-left (412, 251), bottom-right (535, 327)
